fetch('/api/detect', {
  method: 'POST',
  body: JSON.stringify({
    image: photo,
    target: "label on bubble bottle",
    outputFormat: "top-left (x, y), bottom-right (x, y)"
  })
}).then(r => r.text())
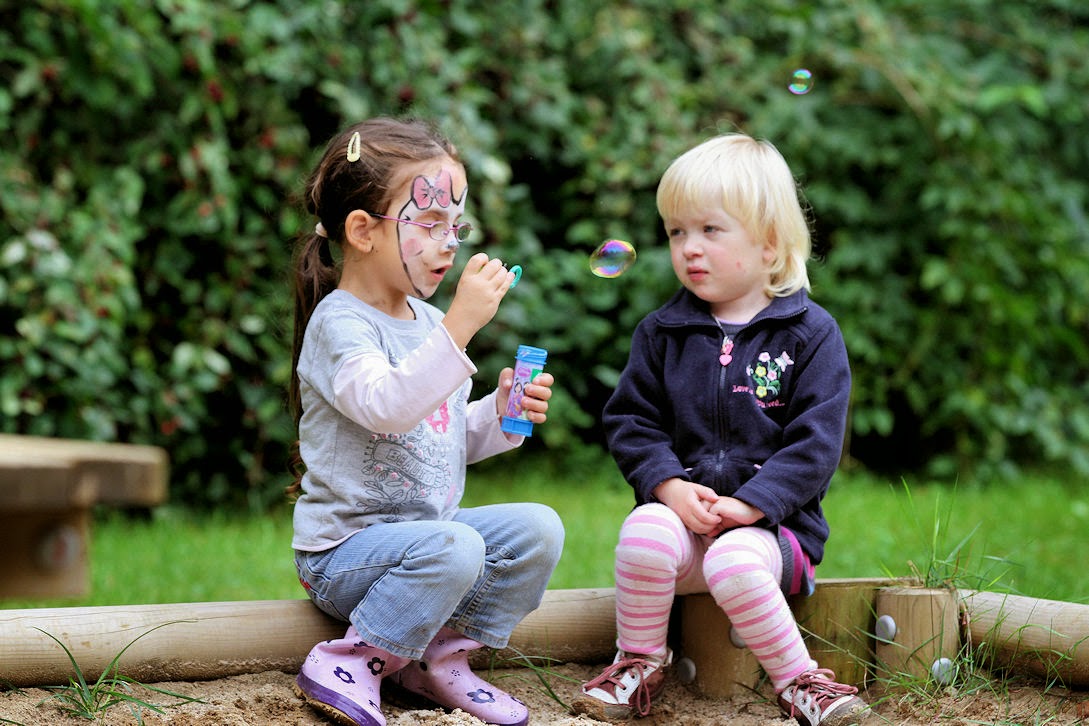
top-left (501, 345), bottom-right (548, 437)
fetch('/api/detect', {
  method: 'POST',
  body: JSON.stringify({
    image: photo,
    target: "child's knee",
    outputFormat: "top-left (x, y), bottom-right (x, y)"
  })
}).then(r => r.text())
top-left (512, 503), bottom-right (565, 564)
top-left (617, 503), bottom-right (687, 564)
top-left (416, 523), bottom-right (487, 572)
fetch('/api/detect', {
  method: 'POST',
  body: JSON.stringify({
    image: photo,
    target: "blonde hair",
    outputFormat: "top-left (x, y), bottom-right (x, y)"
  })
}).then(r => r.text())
top-left (656, 133), bottom-right (812, 297)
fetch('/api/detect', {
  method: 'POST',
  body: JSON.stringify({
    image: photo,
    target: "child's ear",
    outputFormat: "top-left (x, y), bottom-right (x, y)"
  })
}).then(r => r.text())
top-left (762, 230), bottom-right (778, 264)
top-left (344, 210), bottom-right (376, 254)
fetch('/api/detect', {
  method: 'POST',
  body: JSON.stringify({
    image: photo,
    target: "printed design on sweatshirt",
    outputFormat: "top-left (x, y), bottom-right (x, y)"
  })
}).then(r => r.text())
top-left (738, 351), bottom-right (794, 403)
top-left (426, 401), bottom-right (450, 433)
top-left (359, 428), bottom-right (452, 512)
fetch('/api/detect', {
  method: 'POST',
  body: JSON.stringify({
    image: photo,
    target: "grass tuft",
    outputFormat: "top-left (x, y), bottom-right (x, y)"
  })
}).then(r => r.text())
top-left (486, 647), bottom-right (581, 711)
top-left (34, 621), bottom-right (203, 723)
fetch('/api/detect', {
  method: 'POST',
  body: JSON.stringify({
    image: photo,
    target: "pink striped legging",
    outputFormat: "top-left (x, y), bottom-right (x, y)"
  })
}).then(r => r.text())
top-left (614, 502), bottom-right (816, 691)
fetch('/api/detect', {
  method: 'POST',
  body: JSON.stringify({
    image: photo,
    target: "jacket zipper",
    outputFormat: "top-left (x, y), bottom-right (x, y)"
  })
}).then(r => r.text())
top-left (715, 328), bottom-right (732, 486)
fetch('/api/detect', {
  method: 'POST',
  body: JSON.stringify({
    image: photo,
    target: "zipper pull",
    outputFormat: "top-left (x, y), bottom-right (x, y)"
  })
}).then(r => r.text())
top-left (719, 335), bottom-right (734, 366)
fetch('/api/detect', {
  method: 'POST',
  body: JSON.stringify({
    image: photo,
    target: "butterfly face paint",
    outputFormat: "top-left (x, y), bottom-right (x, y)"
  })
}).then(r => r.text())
top-left (388, 162), bottom-right (467, 299)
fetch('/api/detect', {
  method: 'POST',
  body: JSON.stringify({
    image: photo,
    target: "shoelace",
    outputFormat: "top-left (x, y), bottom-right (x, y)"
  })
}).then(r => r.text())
top-left (583, 657), bottom-right (658, 717)
top-left (786, 669), bottom-right (858, 718)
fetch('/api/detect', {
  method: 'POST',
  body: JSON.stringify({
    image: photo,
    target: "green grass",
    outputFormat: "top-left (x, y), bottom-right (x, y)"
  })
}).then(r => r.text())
top-left (820, 469), bottom-right (1089, 602)
top-left (34, 622), bottom-right (203, 722)
top-left (3, 455), bottom-right (1085, 609)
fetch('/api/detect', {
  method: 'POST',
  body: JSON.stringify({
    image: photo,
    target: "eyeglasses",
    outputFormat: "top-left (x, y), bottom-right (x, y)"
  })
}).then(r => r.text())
top-left (369, 213), bottom-right (473, 243)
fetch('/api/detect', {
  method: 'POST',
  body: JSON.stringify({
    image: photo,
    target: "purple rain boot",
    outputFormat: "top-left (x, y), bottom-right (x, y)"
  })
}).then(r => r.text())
top-left (389, 627), bottom-right (528, 726)
top-left (295, 626), bottom-right (410, 726)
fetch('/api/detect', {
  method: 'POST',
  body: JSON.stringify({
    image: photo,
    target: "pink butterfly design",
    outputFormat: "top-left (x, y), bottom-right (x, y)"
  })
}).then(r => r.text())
top-left (426, 401), bottom-right (451, 433)
top-left (412, 171), bottom-right (453, 209)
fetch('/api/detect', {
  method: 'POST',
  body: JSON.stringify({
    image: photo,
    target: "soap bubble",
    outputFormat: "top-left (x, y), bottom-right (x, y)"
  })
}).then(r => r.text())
top-left (788, 68), bottom-right (813, 95)
top-left (590, 239), bottom-right (637, 278)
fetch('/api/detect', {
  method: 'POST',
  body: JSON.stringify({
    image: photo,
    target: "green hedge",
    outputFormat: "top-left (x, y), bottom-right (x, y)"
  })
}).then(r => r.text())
top-left (2, 1), bottom-right (1086, 508)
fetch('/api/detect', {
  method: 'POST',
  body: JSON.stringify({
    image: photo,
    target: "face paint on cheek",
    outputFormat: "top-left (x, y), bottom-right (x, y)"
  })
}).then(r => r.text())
top-left (396, 240), bottom-right (430, 299)
top-left (403, 265), bottom-right (427, 298)
top-left (400, 237), bottom-right (424, 261)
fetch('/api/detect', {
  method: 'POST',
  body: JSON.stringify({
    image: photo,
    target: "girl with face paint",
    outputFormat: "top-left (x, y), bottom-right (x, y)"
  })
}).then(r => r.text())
top-left (287, 118), bottom-right (563, 726)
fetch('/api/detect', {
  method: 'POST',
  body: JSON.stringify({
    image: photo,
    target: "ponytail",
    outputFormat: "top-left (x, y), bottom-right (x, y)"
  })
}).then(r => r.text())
top-left (285, 231), bottom-right (338, 500)
top-left (289, 230), bottom-right (338, 423)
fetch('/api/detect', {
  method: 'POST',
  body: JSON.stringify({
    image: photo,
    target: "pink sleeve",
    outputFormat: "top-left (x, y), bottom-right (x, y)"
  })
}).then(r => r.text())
top-left (331, 325), bottom-right (475, 432)
top-left (466, 389), bottom-right (521, 464)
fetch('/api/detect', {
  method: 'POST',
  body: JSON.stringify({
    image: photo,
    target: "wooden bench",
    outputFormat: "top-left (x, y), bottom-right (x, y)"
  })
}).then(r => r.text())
top-left (0, 434), bottom-right (168, 599)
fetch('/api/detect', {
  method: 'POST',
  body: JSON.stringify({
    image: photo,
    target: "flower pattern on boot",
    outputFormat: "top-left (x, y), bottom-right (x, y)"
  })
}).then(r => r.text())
top-left (390, 628), bottom-right (528, 726)
top-left (295, 627), bottom-right (409, 726)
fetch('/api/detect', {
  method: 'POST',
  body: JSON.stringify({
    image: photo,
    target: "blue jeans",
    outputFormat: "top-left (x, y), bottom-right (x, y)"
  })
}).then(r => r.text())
top-left (295, 502), bottom-right (564, 660)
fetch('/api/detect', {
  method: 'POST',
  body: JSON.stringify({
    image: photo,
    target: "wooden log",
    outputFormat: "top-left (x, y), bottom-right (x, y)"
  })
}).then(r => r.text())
top-left (959, 589), bottom-right (1089, 688)
top-left (791, 578), bottom-right (900, 687)
top-left (483, 586), bottom-right (616, 666)
top-left (0, 588), bottom-right (617, 688)
top-left (875, 587), bottom-right (960, 682)
top-left (679, 578), bottom-right (903, 697)
top-left (679, 594), bottom-right (761, 696)
top-left (0, 600), bottom-right (340, 687)
top-left (8, 583), bottom-right (1087, 691)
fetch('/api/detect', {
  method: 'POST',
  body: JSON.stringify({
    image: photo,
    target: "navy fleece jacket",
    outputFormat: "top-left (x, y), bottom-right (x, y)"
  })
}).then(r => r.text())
top-left (603, 288), bottom-right (851, 564)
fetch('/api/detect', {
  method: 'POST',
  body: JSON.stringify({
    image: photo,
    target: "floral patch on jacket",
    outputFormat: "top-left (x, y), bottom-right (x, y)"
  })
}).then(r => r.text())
top-left (746, 351), bottom-right (794, 401)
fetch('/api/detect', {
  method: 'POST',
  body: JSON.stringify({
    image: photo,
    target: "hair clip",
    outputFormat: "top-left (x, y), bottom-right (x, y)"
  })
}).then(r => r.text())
top-left (346, 131), bottom-right (361, 162)
top-left (314, 222), bottom-right (328, 238)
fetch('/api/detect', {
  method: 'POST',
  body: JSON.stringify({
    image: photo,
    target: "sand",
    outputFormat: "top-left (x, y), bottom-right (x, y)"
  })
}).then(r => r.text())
top-left (2, 661), bottom-right (1087, 725)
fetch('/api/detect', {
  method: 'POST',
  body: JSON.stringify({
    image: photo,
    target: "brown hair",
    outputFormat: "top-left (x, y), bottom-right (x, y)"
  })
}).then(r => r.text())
top-left (287, 117), bottom-right (460, 496)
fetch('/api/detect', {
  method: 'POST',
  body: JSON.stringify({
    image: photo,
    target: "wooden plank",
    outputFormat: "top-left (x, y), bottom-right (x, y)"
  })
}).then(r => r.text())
top-left (0, 434), bottom-right (168, 509)
top-left (0, 461), bottom-right (93, 510)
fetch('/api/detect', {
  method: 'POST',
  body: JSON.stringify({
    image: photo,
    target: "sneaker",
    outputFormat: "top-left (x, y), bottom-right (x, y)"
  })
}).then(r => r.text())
top-left (778, 668), bottom-right (869, 726)
top-left (570, 649), bottom-right (672, 721)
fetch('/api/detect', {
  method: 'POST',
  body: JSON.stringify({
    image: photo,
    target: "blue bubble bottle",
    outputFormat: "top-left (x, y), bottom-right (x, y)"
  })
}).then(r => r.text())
top-left (501, 345), bottom-right (548, 436)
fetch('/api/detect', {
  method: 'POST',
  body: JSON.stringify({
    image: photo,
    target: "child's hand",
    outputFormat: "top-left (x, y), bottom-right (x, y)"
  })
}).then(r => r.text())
top-left (443, 253), bottom-right (517, 348)
top-left (653, 478), bottom-right (722, 535)
top-left (497, 368), bottom-right (555, 428)
top-left (705, 497), bottom-right (764, 537)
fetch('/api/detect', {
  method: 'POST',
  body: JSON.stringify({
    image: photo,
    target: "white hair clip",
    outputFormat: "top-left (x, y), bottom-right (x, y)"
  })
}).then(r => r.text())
top-left (346, 131), bottom-right (361, 162)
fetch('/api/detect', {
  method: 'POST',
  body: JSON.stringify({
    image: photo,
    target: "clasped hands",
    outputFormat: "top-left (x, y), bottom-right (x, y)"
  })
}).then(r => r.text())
top-left (652, 477), bottom-right (765, 538)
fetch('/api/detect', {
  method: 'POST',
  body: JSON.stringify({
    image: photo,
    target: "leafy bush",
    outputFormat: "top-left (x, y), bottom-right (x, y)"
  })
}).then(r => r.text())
top-left (1, 0), bottom-right (1086, 507)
